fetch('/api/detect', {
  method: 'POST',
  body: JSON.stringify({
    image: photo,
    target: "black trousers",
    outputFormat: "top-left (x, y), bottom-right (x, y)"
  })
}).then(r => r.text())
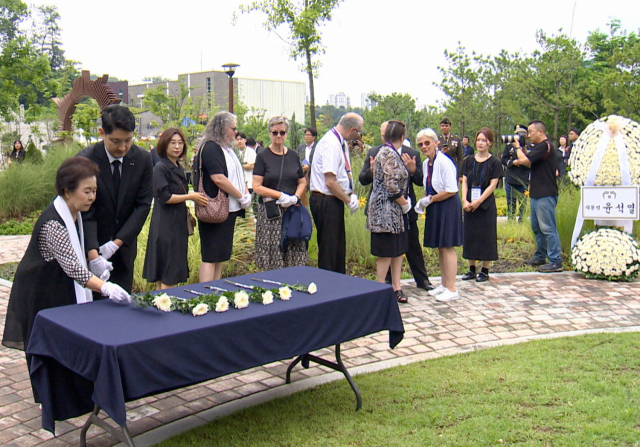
top-left (310, 194), bottom-right (346, 274)
top-left (385, 218), bottom-right (430, 285)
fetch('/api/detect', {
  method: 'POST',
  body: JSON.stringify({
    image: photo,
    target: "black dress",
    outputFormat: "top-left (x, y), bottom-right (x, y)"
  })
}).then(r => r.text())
top-left (193, 141), bottom-right (245, 263)
top-left (461, 155), bottom-right (504, 261)
top-left (143, 158), bottom-right (190, 284)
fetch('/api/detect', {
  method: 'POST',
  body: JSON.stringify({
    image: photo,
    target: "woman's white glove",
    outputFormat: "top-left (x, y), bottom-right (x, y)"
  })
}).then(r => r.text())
top-left (239, 193), bottom-right (252, 209)
top-left (277, 193), bottom-right (298, 208)
top-left (99, 241), bottom-right (119, 260)
top-left (89, 256), bottom-right (113, 281)
top-left (401, 197), bottom-right (412, 214)
top-left (348, 193), bottom-right (360, 215)
top-left (101, 282), bottom-right (131, 303)
top-left (414, 196), bottom-right (432, 214)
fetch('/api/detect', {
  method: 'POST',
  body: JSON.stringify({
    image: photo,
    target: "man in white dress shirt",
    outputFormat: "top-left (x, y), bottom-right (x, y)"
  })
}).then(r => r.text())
top-left (309, 113), bottom-right (363, 274)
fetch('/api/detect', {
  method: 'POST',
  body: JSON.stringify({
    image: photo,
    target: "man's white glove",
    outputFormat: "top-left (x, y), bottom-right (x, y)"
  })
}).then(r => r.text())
top-left (101, 282), bottom-right (131, 303)
top-left (414, 196), bottom-right (432, 214)
top-left (239, 193), bottom-right (252, 209)
top-left (276, 193), bottom-right (297, 208)
top-left (348, 193), bottom-right (360, 215)
top-left (99, 241), bottom-right (120, 260)
top-left (89, 256), bottom-right (113, 281)
top-left (401, 197), bottom-right (412, 214)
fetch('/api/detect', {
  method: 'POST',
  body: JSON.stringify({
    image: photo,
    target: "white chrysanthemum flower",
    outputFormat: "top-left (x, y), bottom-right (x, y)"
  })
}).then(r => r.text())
top-left (279, 286), bottom-right (292, 300)
top-left (192, 303), bottom-right (209, 316)
top-left (262, 291), bottom-right (274, 305)
top-left (572, 228), bottom-right (640, 280)
top-left (153, 294), bottom-right (172, 312)
top-left (307, 283), bottom-right (318, 294)
top-left (215, 297), bottom-right (229, 313)
top-left (233, 291), bottom-right (250, 309)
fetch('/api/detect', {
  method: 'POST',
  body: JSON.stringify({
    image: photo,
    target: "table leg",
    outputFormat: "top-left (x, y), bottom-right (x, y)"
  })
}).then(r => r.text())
top-left (79, 404), bottom-right (136, 447)
top-left (285, 344), bottom-right (362, 411)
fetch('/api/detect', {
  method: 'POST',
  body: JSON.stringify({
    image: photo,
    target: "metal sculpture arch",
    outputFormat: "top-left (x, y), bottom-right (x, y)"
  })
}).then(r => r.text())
top-left (52, 70), bottom-right (121, 132)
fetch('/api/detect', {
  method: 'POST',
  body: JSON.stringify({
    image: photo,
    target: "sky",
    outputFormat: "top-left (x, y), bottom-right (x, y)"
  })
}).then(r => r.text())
top-left (28, 0), bottom-right (640, 109)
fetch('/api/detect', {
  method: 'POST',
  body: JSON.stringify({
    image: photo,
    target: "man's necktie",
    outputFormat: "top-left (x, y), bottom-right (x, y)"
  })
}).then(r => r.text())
top-left (112, 160), bottom-right (121, 193)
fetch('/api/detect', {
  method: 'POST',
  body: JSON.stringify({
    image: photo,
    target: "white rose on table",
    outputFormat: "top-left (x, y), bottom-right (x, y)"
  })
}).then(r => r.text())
top-left (308, 283), bottom-right (318, 294)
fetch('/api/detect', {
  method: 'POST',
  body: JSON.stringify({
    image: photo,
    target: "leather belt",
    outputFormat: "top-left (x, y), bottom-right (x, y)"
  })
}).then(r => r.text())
top-left (311, 191), bottom-right (329, 197)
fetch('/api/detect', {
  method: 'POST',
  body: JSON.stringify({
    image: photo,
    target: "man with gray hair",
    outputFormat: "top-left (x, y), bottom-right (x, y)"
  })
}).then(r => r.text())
top-left (309, 112), bottom-right (363, 273)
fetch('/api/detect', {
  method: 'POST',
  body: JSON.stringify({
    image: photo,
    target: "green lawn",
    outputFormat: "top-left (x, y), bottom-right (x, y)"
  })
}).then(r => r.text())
top-left (156, 333), bottom-right (640, 446)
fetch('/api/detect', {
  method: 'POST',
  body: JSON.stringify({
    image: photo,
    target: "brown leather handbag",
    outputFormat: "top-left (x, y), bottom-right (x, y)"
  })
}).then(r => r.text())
top-left (195, 143), bottom-right (229, 224)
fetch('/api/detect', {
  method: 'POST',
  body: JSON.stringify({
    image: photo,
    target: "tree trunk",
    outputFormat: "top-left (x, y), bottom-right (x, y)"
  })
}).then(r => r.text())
top-left (305, 46), bottom-right (316, 130)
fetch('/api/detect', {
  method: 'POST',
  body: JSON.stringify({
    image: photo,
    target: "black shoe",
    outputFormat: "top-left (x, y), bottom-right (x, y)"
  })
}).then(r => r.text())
top-left (461, 271), bottom-right (476, 281)
top-left (395, 289), bottom-right (408, 303)
top-left (538, 262), bottom-right (563, 273)
top-left (524, 258), bottom-right (546, 266)
top-left (475, 272), bottom-right (489, 282)
top-left (416, 281), bottom-right (435, 291)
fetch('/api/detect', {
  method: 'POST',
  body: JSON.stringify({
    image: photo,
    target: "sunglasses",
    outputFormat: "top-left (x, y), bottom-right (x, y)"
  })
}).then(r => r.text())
top-left (271, 131), bottom-right (287, 136)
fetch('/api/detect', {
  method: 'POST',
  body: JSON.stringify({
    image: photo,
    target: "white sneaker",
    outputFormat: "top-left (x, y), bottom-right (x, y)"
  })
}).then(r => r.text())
top-left (428, 285), bottom-right (445, 296)
top-left (436, 289), bottom-right (459, 302)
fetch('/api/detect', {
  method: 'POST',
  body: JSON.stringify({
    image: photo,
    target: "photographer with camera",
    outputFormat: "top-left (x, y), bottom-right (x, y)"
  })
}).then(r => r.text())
top-left (513, 121), bottom-right (562, 273)
top-left (501, 124), bottom-right (530, 222)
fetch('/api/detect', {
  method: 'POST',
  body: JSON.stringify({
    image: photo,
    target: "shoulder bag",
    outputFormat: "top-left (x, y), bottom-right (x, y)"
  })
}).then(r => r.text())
top-left (195, 142), bottom-right (229, 224)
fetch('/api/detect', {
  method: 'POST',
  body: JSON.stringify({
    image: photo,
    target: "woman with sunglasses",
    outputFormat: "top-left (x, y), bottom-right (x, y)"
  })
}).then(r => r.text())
top-left (415, 128), bottom-right (463, 302)
top-left (252, 116), bottom-right (308, 270)
top-left (365, 120), bottom-right (411, 303)
top-left (194, 111), bottom-right (252, 281)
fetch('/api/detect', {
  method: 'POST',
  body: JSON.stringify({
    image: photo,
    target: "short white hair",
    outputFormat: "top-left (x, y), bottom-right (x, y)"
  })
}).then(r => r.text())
top-left (416, 128), bottom-right (438, 142)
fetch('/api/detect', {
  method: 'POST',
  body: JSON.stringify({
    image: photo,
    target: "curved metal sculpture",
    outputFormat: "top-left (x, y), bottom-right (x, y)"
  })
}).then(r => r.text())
top-left (52, 70), bottom-right (121, 132)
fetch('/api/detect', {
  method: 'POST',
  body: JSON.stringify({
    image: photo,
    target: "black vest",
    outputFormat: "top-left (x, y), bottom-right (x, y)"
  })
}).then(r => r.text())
top-left (2, 203), bottom-right (77, 351)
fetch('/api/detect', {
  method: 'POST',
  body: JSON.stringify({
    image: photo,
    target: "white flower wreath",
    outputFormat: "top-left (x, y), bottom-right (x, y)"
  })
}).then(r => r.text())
top-left (571, 228), bottom-right (640, 281)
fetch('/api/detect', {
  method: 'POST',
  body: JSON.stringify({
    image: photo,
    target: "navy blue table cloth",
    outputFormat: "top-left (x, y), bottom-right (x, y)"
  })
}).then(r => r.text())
top-left (27, 266), bottom-right (404, 433)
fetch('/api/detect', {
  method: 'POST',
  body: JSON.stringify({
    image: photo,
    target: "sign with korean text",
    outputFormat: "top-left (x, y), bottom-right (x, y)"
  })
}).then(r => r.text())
top-left (581, 186), bottom-right (639, 220)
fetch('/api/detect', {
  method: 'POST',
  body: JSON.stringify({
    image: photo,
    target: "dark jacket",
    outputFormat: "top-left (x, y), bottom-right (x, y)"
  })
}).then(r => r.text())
top-left (501, 144), bottom-right (530, 187)
top-left (77, 142), bottom-right (153, 292)
top-left (359, 144), bottom-right (423, 222)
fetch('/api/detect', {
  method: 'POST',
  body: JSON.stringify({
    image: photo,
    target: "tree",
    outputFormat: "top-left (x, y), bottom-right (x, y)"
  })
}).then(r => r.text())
top-left (363, 93), bottom-right (423, 146)
top-left (436, 44), bottom-right (487, 138)
top-left (0, 0), bottom-right (53, 122)
top-left (31, 5), bottom-right (64, 71)
top-left (513, 31), bottom-right (593, 143)
top-left (71, 98), bottom-right (100, 144)
top-left (235, 0), bottom-right (344, 130)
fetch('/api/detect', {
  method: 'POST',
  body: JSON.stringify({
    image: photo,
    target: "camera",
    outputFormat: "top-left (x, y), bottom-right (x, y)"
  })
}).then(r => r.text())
top-left (501, 135), bottom-right (518, 144)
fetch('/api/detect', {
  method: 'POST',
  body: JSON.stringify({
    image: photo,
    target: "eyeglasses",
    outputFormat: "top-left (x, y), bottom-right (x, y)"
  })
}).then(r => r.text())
top-left (271, 131), bottom-right (287, 136)
top-left (354, 129), bottom-right (363, 136)
top-left (417, 141), bottom-right (432, 148)
top-left (230, 127), bottom-right (237, 132)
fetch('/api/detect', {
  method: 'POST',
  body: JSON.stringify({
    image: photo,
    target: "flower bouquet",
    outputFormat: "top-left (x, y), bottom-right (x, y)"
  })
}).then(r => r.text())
top-left (571, 228), bottom-right (640, 281)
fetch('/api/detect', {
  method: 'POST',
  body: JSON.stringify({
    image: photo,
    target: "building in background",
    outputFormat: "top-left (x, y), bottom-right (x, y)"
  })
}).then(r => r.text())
top-left (361, 91), bottom-right (376, 110)
top-left (328, 92), bottom-right (350, 108)
top-left (128, 70), bottom-right (305, 130)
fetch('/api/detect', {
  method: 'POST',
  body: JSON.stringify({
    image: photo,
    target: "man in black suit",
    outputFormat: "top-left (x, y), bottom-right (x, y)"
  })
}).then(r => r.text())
top-left (296, 127), bottom-right (317, 173)
top-left (78, 105), bottom-right (153, 293)
top-left (359, 121), bottom-right (434, 291)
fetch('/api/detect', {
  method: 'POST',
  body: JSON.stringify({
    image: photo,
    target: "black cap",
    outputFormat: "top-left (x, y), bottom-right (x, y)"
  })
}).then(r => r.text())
top-left (440, 117), bottom-right (451, 125)
top-left (514, 124), bottom-right (527, 133)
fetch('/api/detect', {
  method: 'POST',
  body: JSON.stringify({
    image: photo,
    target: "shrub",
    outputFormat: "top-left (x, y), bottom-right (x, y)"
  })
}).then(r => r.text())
top-left (24, 140), bottom-right (44, 164)
top-left (0, 143), bottom-right (80, 219)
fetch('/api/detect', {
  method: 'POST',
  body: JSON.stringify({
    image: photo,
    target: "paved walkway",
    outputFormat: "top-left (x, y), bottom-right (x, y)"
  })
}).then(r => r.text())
top-left (0, 235), bottom-right (639, 446)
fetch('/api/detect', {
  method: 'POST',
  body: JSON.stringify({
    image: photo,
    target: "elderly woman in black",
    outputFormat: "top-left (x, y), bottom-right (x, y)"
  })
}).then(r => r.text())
top-left (253, 116), bottom-right (307, 270)
top-left (194, 112), bottom-right (252, 281)
top-left (143, 128), bottom-right (208, 289)
top-left (366, 120), bottom-right (412, 303)
top-left (3, 157), bottom-right (130, 355)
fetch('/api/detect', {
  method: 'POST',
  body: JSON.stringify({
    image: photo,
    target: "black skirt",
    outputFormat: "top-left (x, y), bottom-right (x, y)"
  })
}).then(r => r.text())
top-left (463, 199), bottom-right (498, 261)
top-left (198, 211), bottom-right (239, 263)
top-left (423, 193), bottom-right (463, 248)
top-left (371, 231), bottom-right (408, 258)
